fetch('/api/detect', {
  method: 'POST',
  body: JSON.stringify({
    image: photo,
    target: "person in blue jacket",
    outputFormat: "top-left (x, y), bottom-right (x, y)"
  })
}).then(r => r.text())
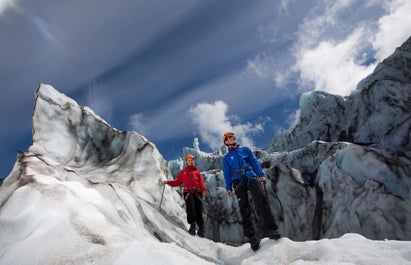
top-left (222, 131), bottom-right (280, 251)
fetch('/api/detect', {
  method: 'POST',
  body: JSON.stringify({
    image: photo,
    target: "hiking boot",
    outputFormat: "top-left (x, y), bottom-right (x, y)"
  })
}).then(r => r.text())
top-left (188, 223), bottom-right (196, 235)
top-left (268, 229), bottom-right (281, 240)
top-left (197, 225), bottom-right (205, 238)
top-left (249, 235), bottom-right (261, 251)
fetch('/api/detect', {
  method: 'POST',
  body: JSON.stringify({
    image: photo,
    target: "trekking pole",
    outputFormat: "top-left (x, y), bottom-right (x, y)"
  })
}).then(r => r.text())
top-left (159, 183), bottom-right (166, 211)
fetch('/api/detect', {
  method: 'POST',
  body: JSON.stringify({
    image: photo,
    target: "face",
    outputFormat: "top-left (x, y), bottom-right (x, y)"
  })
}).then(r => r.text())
top-left (224, 134), bottom-right (236, 145)
top-left (186, 158), bottom-right (195, 166)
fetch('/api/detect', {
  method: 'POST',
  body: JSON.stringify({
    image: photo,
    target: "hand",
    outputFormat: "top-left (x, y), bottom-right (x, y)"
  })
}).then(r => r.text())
top-left (162, 180), bottom-right (169, 185)
top-left (226, 190), bottom-right (232, 197)
top-left (259, 177), bottom-right (267, 185)
top-left (202, 192), bottom-right (206, 198)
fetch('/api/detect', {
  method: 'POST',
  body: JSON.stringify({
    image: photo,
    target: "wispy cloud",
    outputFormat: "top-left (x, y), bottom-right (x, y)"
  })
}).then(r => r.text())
top-left (129, 113), bottom-right (151, 136)
top-left (8, 3), bottom-right (67, 51)
top-left (85, 85), bottom-right (112, 123)
top-left (245, 53), bottom-right (277, 80)
top-left (279, 0), bottom-right (295, 13)
top-left (189, 101), bottom-right (265, 150)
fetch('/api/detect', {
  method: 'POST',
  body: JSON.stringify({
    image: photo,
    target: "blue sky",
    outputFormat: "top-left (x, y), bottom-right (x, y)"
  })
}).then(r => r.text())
top-left (1, 0), bottom-right (410, 179)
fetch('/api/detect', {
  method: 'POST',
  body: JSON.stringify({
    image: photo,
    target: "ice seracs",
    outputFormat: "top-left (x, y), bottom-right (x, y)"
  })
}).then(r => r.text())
top-left (171, 36), bottom-right (411, 242)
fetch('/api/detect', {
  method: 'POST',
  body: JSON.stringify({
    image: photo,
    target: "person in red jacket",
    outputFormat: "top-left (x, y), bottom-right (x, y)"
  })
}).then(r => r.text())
top-left (163, 154), bottom-right (206, 237)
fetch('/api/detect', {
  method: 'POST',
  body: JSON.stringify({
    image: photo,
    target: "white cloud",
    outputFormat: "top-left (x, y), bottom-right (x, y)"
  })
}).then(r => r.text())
top-left (290, 0), bottom-right (411, 96)
top-left (296, 28), bottom-right (376, 96)
top-left (129, 113), bottom-right (151, 136)
top-left (189, 101), bottom-right (264, 150)
top-left (373, 0), bottom-right (411, 60)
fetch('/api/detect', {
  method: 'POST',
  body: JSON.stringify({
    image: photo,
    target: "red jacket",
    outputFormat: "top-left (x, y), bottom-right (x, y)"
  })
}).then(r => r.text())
top-left (167, 166), bottom-right (206, 195)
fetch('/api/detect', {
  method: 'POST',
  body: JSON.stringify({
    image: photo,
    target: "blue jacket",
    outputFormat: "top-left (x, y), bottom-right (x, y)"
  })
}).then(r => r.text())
top-left (223, 145), bottom-right (265, 191)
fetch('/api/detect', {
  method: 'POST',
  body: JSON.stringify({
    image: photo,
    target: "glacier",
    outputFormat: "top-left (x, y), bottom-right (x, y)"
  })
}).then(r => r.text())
top-left (0, 36), bottom-right (410, 264)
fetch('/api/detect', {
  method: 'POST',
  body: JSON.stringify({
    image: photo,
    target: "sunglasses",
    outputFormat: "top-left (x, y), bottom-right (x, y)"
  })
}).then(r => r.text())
top-left (226, 135), bottom-right (236, 140)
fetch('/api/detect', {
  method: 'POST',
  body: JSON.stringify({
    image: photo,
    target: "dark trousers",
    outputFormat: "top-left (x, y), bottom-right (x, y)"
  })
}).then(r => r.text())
top-left (233, 177), bottom-right (278, 238)
top-left (184, 192), bottom-right (204, 227)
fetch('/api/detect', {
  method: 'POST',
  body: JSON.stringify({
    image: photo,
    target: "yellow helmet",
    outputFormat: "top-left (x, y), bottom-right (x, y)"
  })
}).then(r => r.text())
top-left (222, 131), bottom-right (235, 142)
top-left (185, 154), bottom-right (195, 161)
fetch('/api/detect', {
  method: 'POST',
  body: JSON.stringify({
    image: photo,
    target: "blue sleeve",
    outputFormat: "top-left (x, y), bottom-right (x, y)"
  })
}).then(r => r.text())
top-left (223, 156), bottom-right (232, 191)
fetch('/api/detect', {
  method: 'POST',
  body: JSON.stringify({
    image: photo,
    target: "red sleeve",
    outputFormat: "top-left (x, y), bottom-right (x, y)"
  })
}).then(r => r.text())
top-left (167, 170), bottom-right (184, 187)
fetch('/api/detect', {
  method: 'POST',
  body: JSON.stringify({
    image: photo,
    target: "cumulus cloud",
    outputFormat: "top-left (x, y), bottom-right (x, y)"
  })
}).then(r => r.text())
top-left (189, 101), bottom-right (264, 150)
top-left (296, 28), bottom-right (376, 96)
top-left (373, 0), bottom-right (411, 60)
top-left (290, 0), bottom-right (411, 96)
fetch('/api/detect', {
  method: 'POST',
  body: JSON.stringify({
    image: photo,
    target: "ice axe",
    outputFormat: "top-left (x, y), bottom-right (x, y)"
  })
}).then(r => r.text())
top-left (260, 177), bottom-right (269, 200)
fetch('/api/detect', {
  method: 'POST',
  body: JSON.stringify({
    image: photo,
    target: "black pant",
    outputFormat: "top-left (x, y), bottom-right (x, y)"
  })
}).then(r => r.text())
top-left (184, 192), bottom-right (204, 227)
top-left (233, 177), bottom-right (278, 237)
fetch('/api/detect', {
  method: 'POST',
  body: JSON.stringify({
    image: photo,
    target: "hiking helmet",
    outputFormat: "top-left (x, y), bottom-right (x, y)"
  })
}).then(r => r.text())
top-left (222, 131), bottom-right (235, 142)
top-left (185, 154), bottom-right (195, 161)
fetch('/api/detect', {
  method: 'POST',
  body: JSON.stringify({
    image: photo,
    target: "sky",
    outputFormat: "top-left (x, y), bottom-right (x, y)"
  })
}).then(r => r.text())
top-left (1, 0), bottom-right (411, 179)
